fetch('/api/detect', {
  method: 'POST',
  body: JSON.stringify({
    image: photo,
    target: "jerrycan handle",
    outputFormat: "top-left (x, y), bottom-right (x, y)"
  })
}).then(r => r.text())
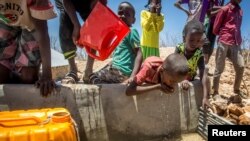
top-left (85, 30), bottom-right (119, 61)
top-left (103, 32), bottom-right (119, 59)
top-left (0, 116), bottom-right (42, 127)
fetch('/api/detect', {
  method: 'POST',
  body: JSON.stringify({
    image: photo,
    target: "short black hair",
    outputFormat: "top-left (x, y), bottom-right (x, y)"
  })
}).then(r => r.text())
top-left (145, 0), bottom-right (151, 8)
top-left (145, 0), bottom-right (162, 8)
top-left (183, 20), bottom-right (204, 37)
top-left (119, 1), bottom-right (135, 16)
top-left (163, 53), bottom-right (189, 76)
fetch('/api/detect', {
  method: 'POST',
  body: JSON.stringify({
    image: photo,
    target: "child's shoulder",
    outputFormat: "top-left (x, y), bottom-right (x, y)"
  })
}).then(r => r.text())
top-left (129, 28), bottom-right (139, 35)
top-left (141, 10), bottom-right (150, 16)
top-left (144, 56), bottom-right (163, 63)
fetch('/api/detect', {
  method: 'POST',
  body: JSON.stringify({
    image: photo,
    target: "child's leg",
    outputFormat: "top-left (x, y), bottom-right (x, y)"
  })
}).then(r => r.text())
top-left (0, 22), bottom-right (20, 83)
top-left (206, 22), bottom-right (216, 60)
top-left (0, 64), bottom-right (11, 83)
top-left (12, 29), bottom-right (41, 84)
top-left (89, 64), bottom-right (128, 84)
top-left (83, 50), bottom-right (95, 83)
top-left (228, 45), bottom-right (244, 93)
top-left (213, 42), bottom-right (228, 94)
top-left (19, 67), bottom-right (39, 84)
top-left (202, 37), bottom-right (211, 65)
top-left (55, 0), bottom-right (78, 82)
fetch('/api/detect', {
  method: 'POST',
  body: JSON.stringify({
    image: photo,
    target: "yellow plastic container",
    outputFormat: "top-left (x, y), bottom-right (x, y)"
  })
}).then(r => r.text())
top-left (0, 108), bottom-right (78, 141)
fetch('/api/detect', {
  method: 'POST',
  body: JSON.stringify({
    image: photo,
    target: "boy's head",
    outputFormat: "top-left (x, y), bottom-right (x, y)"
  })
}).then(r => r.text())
top-left (231, 0), bottom-right (242, 4)
top-left (99, 0), bottom-right (108, 5)
top-left (160, 53), bottom-right (189, 89)
top-left (118, 2), bottom-right (136, 27)
top-left (145, 0), bottom-right (161, 12)
top-left (183, 20), bottom-right (205, 52)
top-left (145, 0), bottom-right (162, 6)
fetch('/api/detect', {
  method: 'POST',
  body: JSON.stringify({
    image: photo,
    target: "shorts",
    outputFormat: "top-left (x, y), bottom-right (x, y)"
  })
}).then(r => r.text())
top-left (201, 34), bottom-right (211, 55)
top-left (89, 64), bottom-right (128, 84)
top-left (203, 22), bottom-right (216, 57)
top-left (0, 22), bottom-right (40, 72)
top-left (55, 0), bottom-right (90, 59)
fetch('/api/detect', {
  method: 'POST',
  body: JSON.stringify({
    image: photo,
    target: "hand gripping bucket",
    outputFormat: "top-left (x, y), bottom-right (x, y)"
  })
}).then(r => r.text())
top-left (77, 2), bottom-right (130, 61)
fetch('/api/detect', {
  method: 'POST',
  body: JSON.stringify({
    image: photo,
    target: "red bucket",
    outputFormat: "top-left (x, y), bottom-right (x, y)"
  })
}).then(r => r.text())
top-left (77, 2), bottom-right (130, 61)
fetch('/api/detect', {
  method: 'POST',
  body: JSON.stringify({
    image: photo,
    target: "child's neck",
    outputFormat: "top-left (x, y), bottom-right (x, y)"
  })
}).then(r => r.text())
top-left (184, 48), bottom-right (196, 59)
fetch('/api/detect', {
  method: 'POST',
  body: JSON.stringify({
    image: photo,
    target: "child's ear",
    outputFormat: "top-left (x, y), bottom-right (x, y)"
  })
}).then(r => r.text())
top-left (183, 36), bottom-right (186, 42)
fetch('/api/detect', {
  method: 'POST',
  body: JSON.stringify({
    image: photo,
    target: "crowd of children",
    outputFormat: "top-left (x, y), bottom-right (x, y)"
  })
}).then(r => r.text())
top-left (0, 0), bottom-right (245, 108)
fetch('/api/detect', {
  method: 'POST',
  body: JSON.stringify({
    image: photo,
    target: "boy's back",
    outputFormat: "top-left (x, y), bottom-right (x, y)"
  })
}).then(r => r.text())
top-left (112, 28), bottom-right (141, 76)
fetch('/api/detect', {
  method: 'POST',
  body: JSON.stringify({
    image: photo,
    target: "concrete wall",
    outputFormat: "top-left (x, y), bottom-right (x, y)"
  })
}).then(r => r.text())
top-left (0, 81), bottom-right (203, 141)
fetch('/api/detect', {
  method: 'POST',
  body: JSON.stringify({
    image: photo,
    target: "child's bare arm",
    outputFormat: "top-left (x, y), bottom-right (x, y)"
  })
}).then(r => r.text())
top-left (155, 15), bottom-right (164, 32)
top-left (141, 11), bottom-right (153, 31)
top-left (199, 59), bottom-right (211, 109)
top-left (126, 81), bottom-right (161, 96)
top-left (129, 48), bottom-right (143, 79)
top-left (207, 6), bottom-right (223, 17)
top-left (174, 0), bottom-right (190, 16)
top-left (62, 0), bottom-right (81, 44)
top-left (213, 8), bottom-right (225, 35)
top-left (32, 19), bottom-right (55, 96)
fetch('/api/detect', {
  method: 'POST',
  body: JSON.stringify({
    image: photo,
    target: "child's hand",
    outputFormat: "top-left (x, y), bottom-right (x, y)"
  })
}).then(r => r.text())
top-left (35, 76), bottom-right (56, 97)
top-left (160, 83), bottom-right (174, 94)
top-left (202, 97), bottom-right (212, 110)
top-left (124, 77), bottom-right (134, 84)
top-left (149, 3), bottom-right (156, 13)
top-left (156, 4), bottom-right (162, 15)
top-left (185, 10), bottom-right (192, 17)
top-left (181, 80), bottom-right (190, 90)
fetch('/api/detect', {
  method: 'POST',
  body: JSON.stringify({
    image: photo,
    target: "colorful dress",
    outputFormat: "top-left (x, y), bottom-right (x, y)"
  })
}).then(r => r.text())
top-left (140, 10), bottom-right (164, 60)
top-left (0, 0), bottom-right (56, 71)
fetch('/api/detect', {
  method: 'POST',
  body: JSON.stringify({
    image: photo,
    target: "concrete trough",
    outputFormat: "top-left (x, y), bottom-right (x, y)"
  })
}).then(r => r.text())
top-left (0, 81), bottom-right (203, 141)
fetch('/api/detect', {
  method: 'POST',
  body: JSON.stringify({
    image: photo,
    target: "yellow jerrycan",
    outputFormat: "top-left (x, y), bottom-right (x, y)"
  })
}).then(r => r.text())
top-left (0, 108), bottom-right (79, 141)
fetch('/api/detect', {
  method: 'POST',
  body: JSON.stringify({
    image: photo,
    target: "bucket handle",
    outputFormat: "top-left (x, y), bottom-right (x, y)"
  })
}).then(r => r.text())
top-left (85, 31), bottom-right (119, 61)
top-left (0, 116), bottom-right (42, 127)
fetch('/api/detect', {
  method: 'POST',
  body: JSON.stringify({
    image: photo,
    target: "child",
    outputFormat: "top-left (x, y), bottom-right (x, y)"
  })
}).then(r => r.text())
top-left (141, 0), bottom-right (164, 59)
top-left (175, 20), bottom-right (211, 109)
top-left (213, 0), bottom-right (244, 96)
top-left (0, 0), bottom-right (57, 96)
top-left (88, 2), bottom-right (142, 84)
top-left (55, 0), bottom-right (108, 83)
top-left (126, 53), bottom-right (189, 95)
top-left (203, 0), bottom-right (224, 64)
top-left (174, 0), bottom-right (203, 22)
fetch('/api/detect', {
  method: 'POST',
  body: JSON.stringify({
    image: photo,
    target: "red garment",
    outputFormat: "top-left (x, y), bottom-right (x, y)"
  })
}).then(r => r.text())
top-left (134, 56), bottom-right (163, 85)
top-left (213, 2), bottom-right (242, 46)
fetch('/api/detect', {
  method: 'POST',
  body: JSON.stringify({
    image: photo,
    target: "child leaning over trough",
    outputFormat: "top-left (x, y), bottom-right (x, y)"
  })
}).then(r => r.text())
top-left (175, 20), bottom-right (211, 109)
top-left (126, 53), bottom-right (189, 96)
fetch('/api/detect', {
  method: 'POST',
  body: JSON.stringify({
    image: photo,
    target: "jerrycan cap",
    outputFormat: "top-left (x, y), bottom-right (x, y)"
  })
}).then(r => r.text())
top-left (51, 112), bottom-right (71, 123)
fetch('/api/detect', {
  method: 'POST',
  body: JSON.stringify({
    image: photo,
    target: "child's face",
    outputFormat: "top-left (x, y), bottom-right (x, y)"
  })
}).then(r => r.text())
top-left (184, 30), bottom-right (204, 52)
top-left (118, 3), bottom-right (135, 27)
top-left (160, 69), bottom-right (186, 90)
